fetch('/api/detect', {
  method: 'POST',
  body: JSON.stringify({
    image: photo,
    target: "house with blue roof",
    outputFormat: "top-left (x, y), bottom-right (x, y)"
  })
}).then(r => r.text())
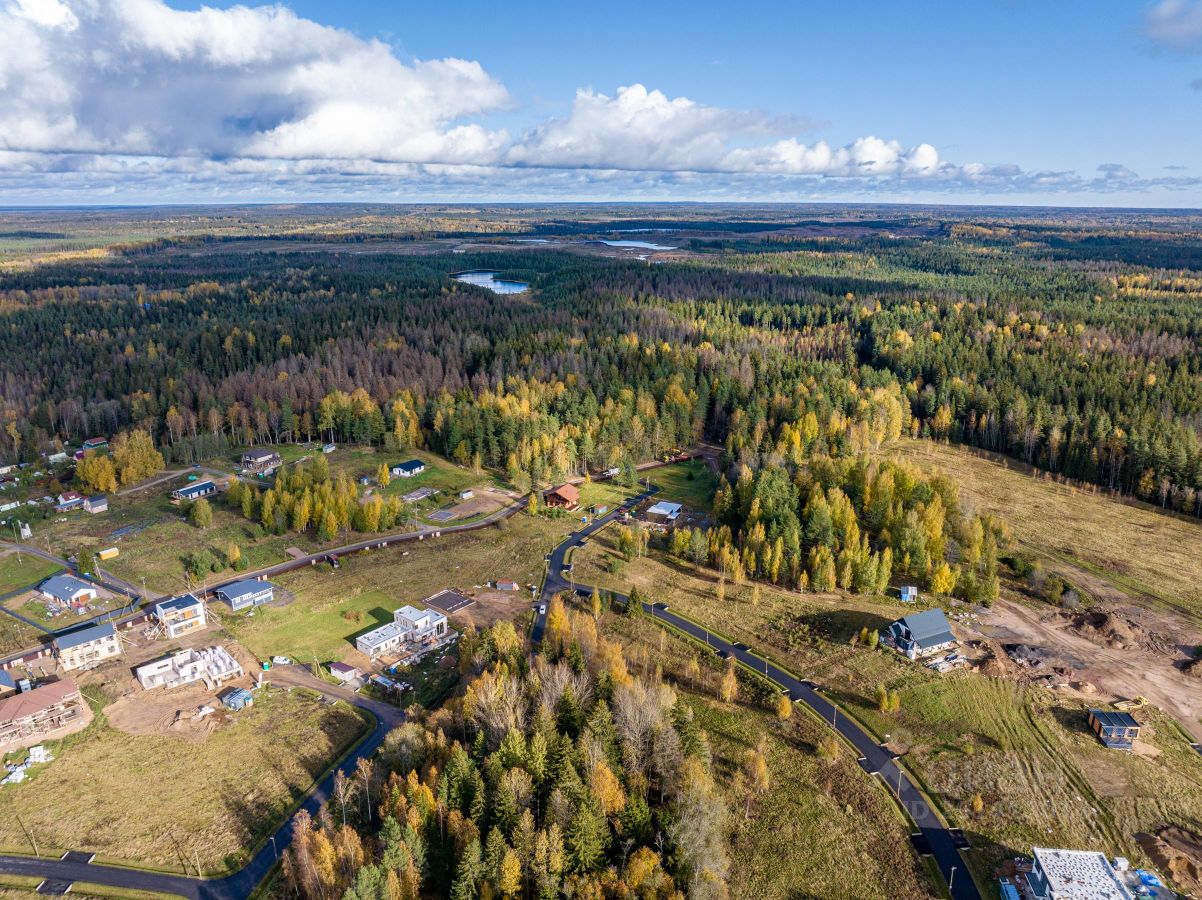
top-left (39, 574), bottom-right (98, 607)
top-left (153, 594), bottom-right (207, 639)
top-left (54, 621), bottom-right (121, 670)
top-left (390, 459), bottom-right (426, 478)
top-left (171, 480), bottom-right (216, 502)
top-left (885, 608), bottom-right (957, 661)
top-left (216, 579), bottom-right (275, 612)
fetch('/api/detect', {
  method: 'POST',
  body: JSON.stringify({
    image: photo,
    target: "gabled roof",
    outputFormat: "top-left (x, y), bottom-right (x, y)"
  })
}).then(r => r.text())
top-left (54, 621), bottom-right (115, 651)
top-left (0, 678), bottom-right (79, 722)
top-left (392, 458), bottom-right (425, 473)
top-left (40, 574), bottom-right (96, 602)
top-left (648, 501), bottom-right (682, 517)
top-left (329, 662), bottom-right (359, 675)
top-left (217, 579), bottom-right (273, 601)
top-left (893, 608), bottom-right (955, 648)
top-left (1089, 709), bottom-right (1140, 729)
top-left (547, 483), bottom-right (579, 502)
top-left (175, 480), bottom-right (215, 496)
top-left (0, 669), bottom-right (15, 690)
top-left (243, 449), bottom-right (278, 461)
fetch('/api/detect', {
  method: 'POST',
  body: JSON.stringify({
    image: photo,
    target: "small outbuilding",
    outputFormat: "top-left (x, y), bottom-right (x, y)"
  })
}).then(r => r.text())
top-left (219, 687), bottom-right (254, 711)
top-left (1088, 709), bottom-right (1141, 750)
top-left (899, 585), bottom-right (919, 603)
top-left (458, 489), bottom-right (474, 500)
top-left (329, 662), bottom-right (361, 684)
top-left (495, 580), bottom-right (520, 592)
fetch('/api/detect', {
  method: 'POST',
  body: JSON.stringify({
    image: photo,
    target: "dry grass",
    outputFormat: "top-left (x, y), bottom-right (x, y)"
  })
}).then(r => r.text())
top-left (576, 533), bottom-right (1202, 889)
top-left (602, 613), bottom-right (934, 900)
top-left (887, 439), bottom-right (1202, 619)
top-left (0, 686), bottom-right (367, 873)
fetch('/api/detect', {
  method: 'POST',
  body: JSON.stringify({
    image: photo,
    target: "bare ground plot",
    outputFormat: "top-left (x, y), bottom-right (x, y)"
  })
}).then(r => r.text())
top-left (977, 598), bottom-right (1202, 741)
top-left (603, 613), bottom-right (934, 900)
top-left (0, 685), bottom-right (367, 873)
top-left (887, 439), bottom-right (1202, 621)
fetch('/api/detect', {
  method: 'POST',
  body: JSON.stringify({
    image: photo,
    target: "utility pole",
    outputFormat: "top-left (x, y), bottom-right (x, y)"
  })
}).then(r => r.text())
top-left (15, 812), bottom-right (38, 857)
top-left (949, 866), bottom-right (956, 893)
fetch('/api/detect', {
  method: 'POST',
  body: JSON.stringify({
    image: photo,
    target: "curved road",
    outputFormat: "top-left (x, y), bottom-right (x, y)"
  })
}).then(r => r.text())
top-left (0, 667), bottom-right (403, 899)
top-left (533, 490), bottom-right (981, 900)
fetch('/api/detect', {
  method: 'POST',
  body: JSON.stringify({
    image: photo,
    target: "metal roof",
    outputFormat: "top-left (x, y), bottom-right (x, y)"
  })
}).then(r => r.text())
top-left (156, 594), bottom-right (202, 614)
top-left (893, 608), bottom-right (955, 648)
top-left (39, 574), bottom-right (96, 602)
top-left (393, 459), bottom-right (425, 472)
top-left (648, 501), bottom-right (682, 516)
top-left (175, 480), bottom-right (215, 496)
top-left (1089, 709), bottom-right (1140, 729)
top-left (217, 579), bottom-right (273, 601)
top-left (54, 621), bottom-right (115, 651)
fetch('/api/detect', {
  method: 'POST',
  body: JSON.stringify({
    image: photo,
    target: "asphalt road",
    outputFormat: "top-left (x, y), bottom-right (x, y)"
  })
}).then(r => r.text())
top-left (531, 493), bottom-right (980, 900)
top-left (0, 667), bottom-right (404, 899)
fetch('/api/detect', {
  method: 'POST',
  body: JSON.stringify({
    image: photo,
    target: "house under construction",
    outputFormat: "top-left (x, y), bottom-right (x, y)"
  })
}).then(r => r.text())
top-left (135, 645), bottom-right (244, 691)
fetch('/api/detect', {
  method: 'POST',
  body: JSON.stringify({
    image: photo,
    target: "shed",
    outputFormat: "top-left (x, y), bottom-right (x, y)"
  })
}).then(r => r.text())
top-left (219, 687), bottom-right (254, 711)
top-left (1088, 709), bottom-right (1141, 750)
top-left (495, 580), bottom-right (520, 592)
top-left (458, 489), bottom-right (474, 500)
top-left (329, 662), bottom-right (361, 683)
top-left (899, 585), bottom-right (919, 603)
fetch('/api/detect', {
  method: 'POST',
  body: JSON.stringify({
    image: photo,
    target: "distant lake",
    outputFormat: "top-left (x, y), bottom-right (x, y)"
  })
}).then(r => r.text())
top-left (452, 270), bottom-right (529, 294)
top-left (594, 239), bottom-right (676, 251)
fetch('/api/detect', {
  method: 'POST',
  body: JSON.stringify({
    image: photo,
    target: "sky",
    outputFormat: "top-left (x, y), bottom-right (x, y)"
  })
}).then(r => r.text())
top-left (0, 0), bottom-right (1200, 206)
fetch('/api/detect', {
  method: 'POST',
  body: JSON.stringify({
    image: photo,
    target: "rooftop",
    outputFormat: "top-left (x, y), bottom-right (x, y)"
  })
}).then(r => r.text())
top-left (895, 608), bottom-right (955, 646)
top-left (0, 678), bottom-right (79, 722)
top-left (217, 579), bottom-right (273, 600)
top-left (548, 483), bottom-right (579, 501)
top-left (1033, 848), bottom-right (1134, 900)
top-left (1089, 709), bottom-right (1140, 730)
top-left (40, 573), bottom-right (95, 600)
top-left (393, 459), bottom-right (425, 472)
top-left (156, 593), bottom-right (202, 614)
top-left (647, 500), bottom-right (682, 516)
top-left (357, 621), bottom-right (408, 650)
top-left (53, 621), bottom-right (114, 651)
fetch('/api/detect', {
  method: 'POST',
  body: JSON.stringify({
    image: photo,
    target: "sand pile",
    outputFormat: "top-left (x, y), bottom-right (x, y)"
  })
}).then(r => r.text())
top-left (1070, 610), bottom-right (1140, 649)
top-left (1136, 827), bottom-right (1202, 896)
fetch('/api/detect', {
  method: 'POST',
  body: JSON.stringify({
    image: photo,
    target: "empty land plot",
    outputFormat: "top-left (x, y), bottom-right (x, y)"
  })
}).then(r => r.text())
top-left (604, 613), bottom-right (934, 900)
top-left (648, 457), bottom-right (719, 512)
top-left (226, 515), bottom-right (570, 662)
top-left (0, 553), bottom-right (60, 594)
top-left (888, 439), bottom-right (1202, 619)
top-left (0, 687), bottom-right (367, 873)
top-left (424, 589), bottom-right (474, 614)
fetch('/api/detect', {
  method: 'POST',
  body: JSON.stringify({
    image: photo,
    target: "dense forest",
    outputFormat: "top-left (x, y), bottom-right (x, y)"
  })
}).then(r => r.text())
top-left (4, 207), bottom-right (1202, 518)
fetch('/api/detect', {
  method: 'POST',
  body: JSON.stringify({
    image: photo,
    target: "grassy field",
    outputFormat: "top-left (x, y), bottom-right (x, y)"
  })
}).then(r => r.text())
top-left (0, 553), bottom-right (60, 594)
top-left (224, 513), bottom-right (572, 664)
top-left (0, 615), bottom-right (44, 655)
top-left (0, 686), bottom-right (367, 873)
top-left (888, 439), bottom-right (1202, 619)
top-left (603, 613), bottom-right (934, 899)
top-left (648, 457), bottom-right (719, 512)
top-left (573, 532), bottom-right (1202, 889)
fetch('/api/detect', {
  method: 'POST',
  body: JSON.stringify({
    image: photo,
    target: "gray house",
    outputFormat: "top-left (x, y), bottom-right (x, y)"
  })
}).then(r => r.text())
top-left (39, 574), bottom-right (98, 606)
top-left (886, 608), bottom-right (957, 660)
top-left (216, 579), bottom-right (275, 611)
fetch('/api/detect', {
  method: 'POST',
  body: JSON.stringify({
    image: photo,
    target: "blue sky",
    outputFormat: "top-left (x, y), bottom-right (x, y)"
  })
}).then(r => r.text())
top-left (1, 0), bottom-right (1200, 205)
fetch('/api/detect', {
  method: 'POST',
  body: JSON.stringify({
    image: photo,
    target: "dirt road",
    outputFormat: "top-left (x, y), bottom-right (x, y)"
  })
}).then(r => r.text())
top-left (978, 598), bottom-right (1202, 741)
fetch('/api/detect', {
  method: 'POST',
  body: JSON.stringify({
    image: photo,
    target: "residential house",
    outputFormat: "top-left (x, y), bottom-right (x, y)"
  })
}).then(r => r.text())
top-left (328, 662), bottom-right (361, 684)
top-left (241, 449), bottom-right (282, 474)
top-left (54, 622), bottom-right (121, 670)
top-left (81, 438), bottom-right (109, 453)
top-left (355, 604), bottom-right (450, 659)
top-left (391, 459), bottom-right (426, 478)
top-left (646, 500), bottom-right (682, 524)
top-left (136, 646), bottom-right (243, 690)
top-left (153, 594), bottom-right (207, 639)
top-left (544, 483), bottom-right (580, 510)
top-left (1028, 848), bottom-right (1134, 900)
top-left (39, 574), bottom-right (98, 607)
top-left (219, 687), bottom-right (254, 711)
top-left (1088, 709), bottom-right (1141, 750)
top-left (54, 491), bottom-right (84, 512)
top-left (83, 495), bottom-right (108, 514)
top-left (216, 579), bottom-right (275, 612)
top-left (171, 480), bottom-right (216, 502)
top-left (0, 679), bottom-right (86, 750)
top-left (46, 451), bottom-right (69, 465)
top-left (885, 609), bottom-right (957, 660)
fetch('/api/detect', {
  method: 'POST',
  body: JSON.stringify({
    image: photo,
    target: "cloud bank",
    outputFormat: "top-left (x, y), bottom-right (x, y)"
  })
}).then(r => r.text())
top-left (0, 0), bottom-right (1197, 202)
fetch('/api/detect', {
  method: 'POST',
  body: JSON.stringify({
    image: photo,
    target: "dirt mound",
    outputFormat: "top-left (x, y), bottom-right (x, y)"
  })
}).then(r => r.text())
top-left (1136, 827), bottom-right (1202, 896)
top-left (977, 653), bottom-right (1009, 677)
top-left (1069, 610), bottom-right (1141, 649)
top-left (1183, 657), bottom-right (1202, 679)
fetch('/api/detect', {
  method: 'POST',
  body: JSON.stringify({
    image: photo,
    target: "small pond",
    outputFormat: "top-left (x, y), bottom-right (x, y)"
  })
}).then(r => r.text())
top-left (452, 270), bottom-right (529, 294)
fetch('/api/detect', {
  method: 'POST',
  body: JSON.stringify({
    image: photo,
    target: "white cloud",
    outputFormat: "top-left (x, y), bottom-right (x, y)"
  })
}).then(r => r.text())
top-left (0, 0), bottom-right (1192, 202)
top-left (0, 0), bottom-right (511, 162)
top-left (1145, 0), bottom-right (1202, 51)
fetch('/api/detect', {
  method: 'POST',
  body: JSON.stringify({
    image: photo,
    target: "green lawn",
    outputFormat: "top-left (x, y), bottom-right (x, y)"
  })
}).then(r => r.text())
top-left (0, 553), bottom-right (61, 594)
top-left (649, 458), bottom-right (719, 512)
top-left (226, 588), bottom-right (397, 663)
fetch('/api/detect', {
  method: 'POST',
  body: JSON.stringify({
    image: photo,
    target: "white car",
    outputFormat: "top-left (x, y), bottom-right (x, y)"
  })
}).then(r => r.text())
top-left (271, 656), bottom-right (291, 665)
top-left (539, 605), bottom-right (546, 615)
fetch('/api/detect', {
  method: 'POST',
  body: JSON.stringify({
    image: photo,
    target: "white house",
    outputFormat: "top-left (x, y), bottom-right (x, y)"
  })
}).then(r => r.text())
top-left (1028, 848), bottom-right (1134, 900)
top-left (135, 646), bottom-right (243, 691)
top-left (355, 604), bottom-right (449, 659)
top-left (153, 594), bottom-right (207, 639)
top-left (39, 574), bottom-right (98, 607)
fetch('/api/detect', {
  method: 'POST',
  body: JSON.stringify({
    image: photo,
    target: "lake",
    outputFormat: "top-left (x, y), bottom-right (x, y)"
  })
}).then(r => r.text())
top-left (452, 270), bottom-right (529, 294)
top-left (594, 239), bottom-right (676, 250)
